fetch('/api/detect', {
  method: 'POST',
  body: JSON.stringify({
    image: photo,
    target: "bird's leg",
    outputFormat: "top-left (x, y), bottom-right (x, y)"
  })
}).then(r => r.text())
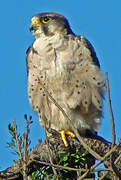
top-left (59, 130), bottom-right (75, 147)
top-left (59, 130), bottom-right (68, 147)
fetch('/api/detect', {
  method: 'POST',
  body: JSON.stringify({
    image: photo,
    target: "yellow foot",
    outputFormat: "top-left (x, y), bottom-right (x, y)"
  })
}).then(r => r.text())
top-left (66, 130), bottom-right (75, 138)
top-left (47, 133), bottom-right (53, 138)
top-left (59, 130), bottom-right (75, 147)
top-left (59, 130), bottom-right (68, 147)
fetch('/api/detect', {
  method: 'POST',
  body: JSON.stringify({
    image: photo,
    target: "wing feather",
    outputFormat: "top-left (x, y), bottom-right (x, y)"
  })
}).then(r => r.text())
top-left (67, 36), bottom-right (104, 113)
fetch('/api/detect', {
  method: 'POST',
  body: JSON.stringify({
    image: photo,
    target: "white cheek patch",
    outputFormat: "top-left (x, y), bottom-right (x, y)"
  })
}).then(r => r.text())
top-left (32, 29), bottom-right (43, 37)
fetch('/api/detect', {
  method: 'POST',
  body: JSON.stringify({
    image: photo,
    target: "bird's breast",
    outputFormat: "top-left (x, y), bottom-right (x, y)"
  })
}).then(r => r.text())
top-left (32, 35), bottom-right (83, 80)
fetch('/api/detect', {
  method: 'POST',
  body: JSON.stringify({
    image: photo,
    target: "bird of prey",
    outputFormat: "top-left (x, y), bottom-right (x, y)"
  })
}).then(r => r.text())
top-left (26, 12), bottom-right (104, 146)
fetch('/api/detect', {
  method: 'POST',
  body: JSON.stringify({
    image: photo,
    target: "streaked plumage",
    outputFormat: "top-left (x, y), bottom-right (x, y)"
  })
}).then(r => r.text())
top-left (26, 12), bottom-right (104, 138)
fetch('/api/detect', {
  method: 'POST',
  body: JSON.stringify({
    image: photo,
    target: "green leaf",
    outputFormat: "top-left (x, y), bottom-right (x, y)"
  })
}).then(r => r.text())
top-left (63, 162), bottom-right (69, 167)
top-left (60, 152), bottom-right (68, 162)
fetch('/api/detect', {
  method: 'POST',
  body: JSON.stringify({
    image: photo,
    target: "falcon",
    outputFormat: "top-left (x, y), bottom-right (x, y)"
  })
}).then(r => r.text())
top-left (26, 12), bottom-right (104, 146)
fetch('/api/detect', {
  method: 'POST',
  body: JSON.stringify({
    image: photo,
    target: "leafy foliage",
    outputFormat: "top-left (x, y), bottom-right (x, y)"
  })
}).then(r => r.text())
top-left (31, 149), bottom-right (94, 179)
top-left (7, 115), bottom-right (32, 157)
top-left (6, 116), bottom-right (121, 179)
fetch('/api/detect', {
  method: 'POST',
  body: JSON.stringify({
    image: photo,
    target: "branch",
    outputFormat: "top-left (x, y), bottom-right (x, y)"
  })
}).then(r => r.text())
top-left (43, 124), bottom-right (58, 179)
top-left (105, 72), bottom-right (116, 146)
top-left (12, 118), bottom-right (23, 161)
top-left (0, 129), bottom-right (121, 179)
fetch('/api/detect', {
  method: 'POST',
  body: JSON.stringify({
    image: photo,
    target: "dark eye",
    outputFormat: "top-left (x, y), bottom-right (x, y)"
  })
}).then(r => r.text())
top-left (41, 16), bottom-right (52, 24)
top-left (43, 17), bottom-right (50, 22)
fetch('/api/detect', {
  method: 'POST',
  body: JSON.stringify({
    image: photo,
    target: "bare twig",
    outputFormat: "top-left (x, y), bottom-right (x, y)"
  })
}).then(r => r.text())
top-left (32, 160), bottom-right (111, 174)
top-left (105, 72), bottom-right (116, 146)
top-left (23, 118), bottom-right (30, 180)
top-left (12, 117), bottom-right (33, 180)
top-left (105, 72), bottom-right (120, 178)
top-left (99, 171), bottom-right (109, 180)
top-left (33, 160), bottom-right (83, 172)
top-left (78, 138), bottom-right (121, 179)
top-left (12, 118), bottom-right (22, 161)
top-left (43, 123), bottom-right (59, 179)
top-left (114, 152), bottom-right (121, 165)
top-left (93, 168), bottom-right (111, 173)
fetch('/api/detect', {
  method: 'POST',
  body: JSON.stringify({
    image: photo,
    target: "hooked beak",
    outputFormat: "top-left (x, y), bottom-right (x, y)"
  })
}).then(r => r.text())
top-left (29, 24), bottom-right (37, 32)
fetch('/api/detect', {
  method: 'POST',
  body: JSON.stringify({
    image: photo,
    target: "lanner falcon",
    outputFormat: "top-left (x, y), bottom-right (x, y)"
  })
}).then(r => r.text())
top-left (26, 12), bottom-right (104, 146)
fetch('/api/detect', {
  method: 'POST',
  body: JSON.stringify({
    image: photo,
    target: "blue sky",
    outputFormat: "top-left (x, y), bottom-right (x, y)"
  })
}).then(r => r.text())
top-left (0, 0), bottom-right (121, 170)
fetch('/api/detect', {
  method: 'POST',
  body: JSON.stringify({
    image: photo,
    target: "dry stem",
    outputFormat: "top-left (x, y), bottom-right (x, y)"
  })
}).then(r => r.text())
top-left (12, 118), bottom-right (23, 161)
top-left (105, 72), bottom-right (116, 146)
top-left (43, 124), bottom-right (58, 179)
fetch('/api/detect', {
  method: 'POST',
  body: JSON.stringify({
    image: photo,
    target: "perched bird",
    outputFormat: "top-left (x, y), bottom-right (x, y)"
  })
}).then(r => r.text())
top-left (26, 12), bottom-right (104, 146)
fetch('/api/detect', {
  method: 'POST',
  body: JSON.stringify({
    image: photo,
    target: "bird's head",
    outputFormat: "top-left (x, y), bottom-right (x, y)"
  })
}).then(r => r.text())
top-left (30, 12), bottom-right (74, 38)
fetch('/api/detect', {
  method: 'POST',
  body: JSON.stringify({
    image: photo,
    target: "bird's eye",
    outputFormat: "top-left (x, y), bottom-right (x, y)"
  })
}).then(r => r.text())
top-left (41, 17), bottom-right (52, 24)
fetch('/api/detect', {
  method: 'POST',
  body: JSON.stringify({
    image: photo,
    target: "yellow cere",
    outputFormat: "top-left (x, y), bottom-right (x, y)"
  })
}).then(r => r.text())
top-left (31, 17), bottom-right (41, 26)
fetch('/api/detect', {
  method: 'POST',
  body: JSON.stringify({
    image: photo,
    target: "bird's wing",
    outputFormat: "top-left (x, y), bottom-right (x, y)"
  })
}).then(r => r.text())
top-left (66, 36), bottom-right (104, 112)
top-left (26, 44), bottom-right (33, 75)
top-left (79, 36), bottom-right (100, 68)
top-left (26, 44), bottom-right (44, 113)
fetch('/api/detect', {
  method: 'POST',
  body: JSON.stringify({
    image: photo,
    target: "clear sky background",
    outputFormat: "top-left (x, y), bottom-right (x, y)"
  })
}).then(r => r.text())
top-left (0, 0), bottom-right (121, 170)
